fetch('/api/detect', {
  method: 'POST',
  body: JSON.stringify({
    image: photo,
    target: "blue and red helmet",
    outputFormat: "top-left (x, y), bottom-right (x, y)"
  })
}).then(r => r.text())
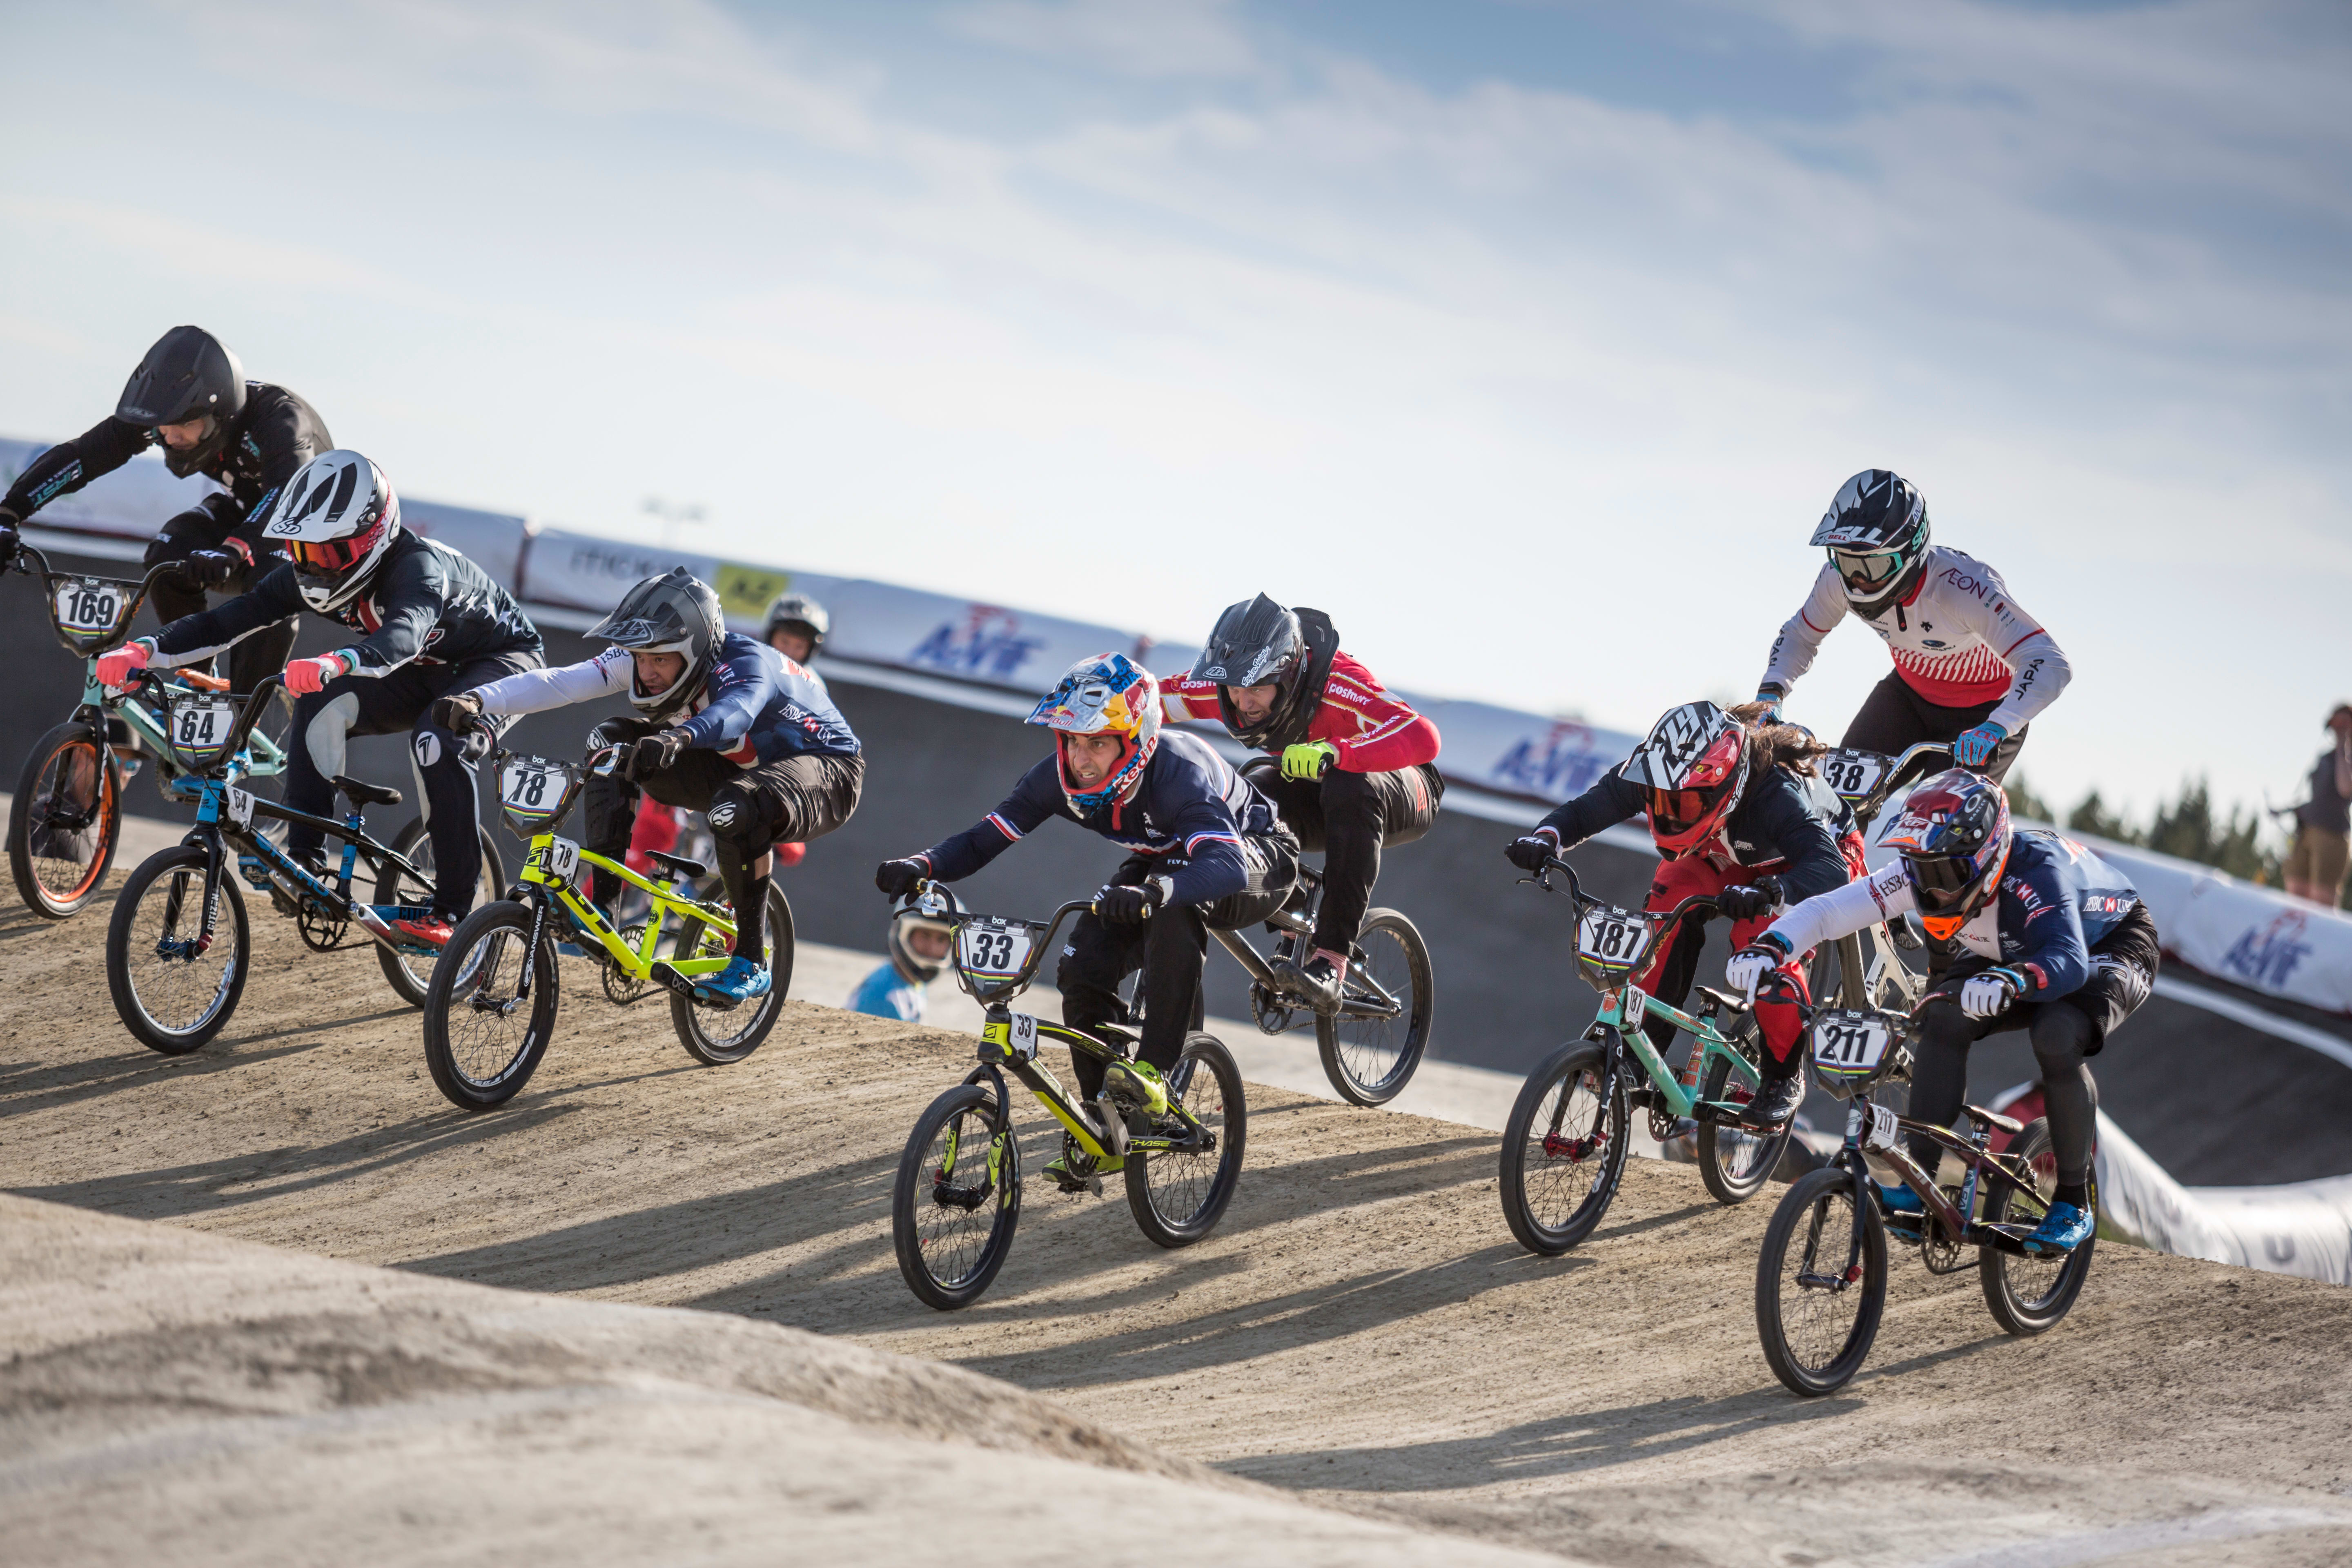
top-left (1027, 652), bottom-right (1161, 813)
top-left (1882, 768), bottom-right (2012, 940)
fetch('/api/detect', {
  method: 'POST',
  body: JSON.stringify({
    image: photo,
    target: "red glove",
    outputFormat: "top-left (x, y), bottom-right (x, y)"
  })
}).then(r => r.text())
top-left (96, 639), bottom-right (153, 689)
top-left (284, 652), bottom-right (353, 695)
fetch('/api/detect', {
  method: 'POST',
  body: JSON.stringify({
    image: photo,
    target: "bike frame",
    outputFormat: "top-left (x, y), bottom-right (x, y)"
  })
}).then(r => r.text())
top-left (511, 834), bottom-right (738, 996)
top-left (1206, 869), bottom-right (1408, 1027)
top-left (1812, 740), bottom-right (1956, 1011)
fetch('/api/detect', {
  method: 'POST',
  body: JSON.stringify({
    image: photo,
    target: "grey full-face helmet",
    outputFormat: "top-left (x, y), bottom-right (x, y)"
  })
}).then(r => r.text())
top-left (1810, 469), bottom-right (1931, 617)
top-left (588, 568), bottom-right (727, 720)
top-left (763, 591), bottom-right (830, 655)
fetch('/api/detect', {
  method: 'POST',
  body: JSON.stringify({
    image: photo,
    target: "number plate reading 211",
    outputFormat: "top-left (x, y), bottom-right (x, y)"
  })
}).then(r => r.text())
top-left (1811, 1010), bottom-right (1893, 1080)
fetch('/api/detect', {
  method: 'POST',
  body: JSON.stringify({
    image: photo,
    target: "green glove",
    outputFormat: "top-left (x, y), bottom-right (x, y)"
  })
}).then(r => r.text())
top-left (1280, 740), bottom-right (1338, 781)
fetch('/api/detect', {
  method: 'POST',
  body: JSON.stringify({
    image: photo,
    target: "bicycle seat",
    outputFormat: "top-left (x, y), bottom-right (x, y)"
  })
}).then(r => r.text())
top-left (646, 850), bottom-right (708, 880)
top-left (332, 775), bottom-right (403, 808)
top-left (1692, 986), bottom-right (1751, 1016)
top-left (178, 669), bottom-right (231, 693)
top-left (1962, 1102), bottom-right (2025, 1136)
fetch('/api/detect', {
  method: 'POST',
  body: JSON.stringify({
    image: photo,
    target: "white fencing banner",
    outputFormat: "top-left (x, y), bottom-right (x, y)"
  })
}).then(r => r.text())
top-left (1399, 697), bottom-right (1640, 805)
top-left (388, 499), bottom-right (529, 595)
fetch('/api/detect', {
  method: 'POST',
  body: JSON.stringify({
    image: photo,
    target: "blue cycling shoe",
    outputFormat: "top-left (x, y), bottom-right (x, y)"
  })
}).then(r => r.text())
top-left (1878, 1182), bottom-right (1925, 1216)
top-left (2023, 1200), bottom-right (2094, 1254)
top-left (696, 955), bottom-right (772, 1004)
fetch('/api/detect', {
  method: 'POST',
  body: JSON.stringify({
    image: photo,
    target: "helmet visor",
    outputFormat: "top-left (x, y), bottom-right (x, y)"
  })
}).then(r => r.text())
top-left (290, 535), bottom-right (369, 579)
top-left (1646, 784), bottom-right (1727, 840)
top-left (1831, 546), bottom-right (1908, 595)
top-left (1903, 850), bottom-right (1984, 913)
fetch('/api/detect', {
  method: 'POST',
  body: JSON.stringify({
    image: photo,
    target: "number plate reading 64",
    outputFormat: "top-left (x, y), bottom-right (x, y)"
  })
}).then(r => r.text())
top-left (1575, 906), bottom-right (1651, 971)
top-left (169, 695), bottom-right (237, 761)
top-left (958, 918), bottom-right (1035, 979)
top-left (1813, 1010), bottom-right (1893, 1077)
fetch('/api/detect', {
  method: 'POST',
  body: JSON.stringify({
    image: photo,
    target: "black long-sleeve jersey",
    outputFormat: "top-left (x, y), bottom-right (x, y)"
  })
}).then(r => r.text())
top-left (3, 383), bottom-right (333, 563)
top-left (1539, 764), bottom-right (1860, 904)
top-left (150, 531), bottom-right (541, 678)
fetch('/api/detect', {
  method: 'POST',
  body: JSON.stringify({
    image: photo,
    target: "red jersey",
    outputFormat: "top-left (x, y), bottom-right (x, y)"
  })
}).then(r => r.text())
top-left (1161, 650), bottom-right (1440, 773)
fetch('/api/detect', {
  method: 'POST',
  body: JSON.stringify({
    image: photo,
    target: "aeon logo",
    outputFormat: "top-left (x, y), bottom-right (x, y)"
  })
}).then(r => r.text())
top-left (2221, 908), bottom-right (2314, 991)
top-left (909, 605), bottom-right (1047, 683)
top-left (1490, 720), bottom-right (1613, 798)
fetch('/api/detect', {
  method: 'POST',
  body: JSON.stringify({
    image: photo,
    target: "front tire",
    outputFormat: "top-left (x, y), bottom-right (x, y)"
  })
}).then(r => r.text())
top-left (9, 721), bottom-right (121, 920)
top-left (1315, 909), bottom-right (1433, 1106)
top-left (1697, 1049), bottom-right (1795, 1205)
top-left (1499, 1038), bottom-right (1628, 1255)
top-left (669, 883), bottom-right (794, 1065)
top-left (421, 899), bottom-right (559, 1110)
top-left (1756, 1164), bottom-right (1888, 1396)
top-left (105, 844), bottom-right (249, 1055)
top-left (1126, 1033), bottom-right (1247, 1248)
top-left (374, 817), bottom-right (506, 1007)
top-left (892, 1082), bottom-right (1022, 1310)
top-left (1980, 1118), bottom-right (2095, 1335)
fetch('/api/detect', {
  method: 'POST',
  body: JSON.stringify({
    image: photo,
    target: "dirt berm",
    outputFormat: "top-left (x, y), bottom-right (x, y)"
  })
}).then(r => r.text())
top-left (6, 902), bottom-right (2352, 1566)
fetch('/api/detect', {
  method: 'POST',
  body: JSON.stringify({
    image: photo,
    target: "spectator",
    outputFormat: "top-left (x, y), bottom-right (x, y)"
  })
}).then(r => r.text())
top-left (846, 903), bottom-right (954, 1022)
top-left (2285, 704), bottom-right (2352, 908)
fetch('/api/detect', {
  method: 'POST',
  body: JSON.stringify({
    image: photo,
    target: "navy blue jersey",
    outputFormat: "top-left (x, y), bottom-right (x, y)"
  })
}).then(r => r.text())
top-left (679, 633), bottom-right (860, 763)
top-left (1539, 763), bottom-right (1860, 902)
top-left (918, 730), bottom-right (1280, 906)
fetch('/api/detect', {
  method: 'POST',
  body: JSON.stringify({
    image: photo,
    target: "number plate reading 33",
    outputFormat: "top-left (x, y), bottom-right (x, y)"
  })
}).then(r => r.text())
top-left (958, 919), bottom-right (1033, 979)
top-left (1812, 1011), bottom-right (1892, 1077)
top-left (1575, 906), bottom-right (1650, 970)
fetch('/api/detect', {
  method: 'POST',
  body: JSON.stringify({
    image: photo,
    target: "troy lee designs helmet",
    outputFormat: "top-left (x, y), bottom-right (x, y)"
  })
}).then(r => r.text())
top-left (763, 591), bottom-right (829, 655)
top-left (259, 450), bottom-right (401, 612)
top-left (1621, 701), bottom-right (1752, 855)
top-left (1811, 469), bottom-right (1931, 617)
top-left (118, 325), bottom-right (245, 478)
top-left (1194, 592), bottom-right (1310, 749)
top-left (589, 568), bottom-right (726, 721)
top-left (1882, 768), bottom-right (2013, 940)
top-left (1027, 651), bottom-right (1160, 813)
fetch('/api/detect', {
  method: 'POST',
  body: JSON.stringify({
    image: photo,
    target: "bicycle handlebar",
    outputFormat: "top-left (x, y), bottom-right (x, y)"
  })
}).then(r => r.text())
top-left (914, 878), bottom-right (1099, 1004)
top-left (1528, 853), bottom-right (1721, 929)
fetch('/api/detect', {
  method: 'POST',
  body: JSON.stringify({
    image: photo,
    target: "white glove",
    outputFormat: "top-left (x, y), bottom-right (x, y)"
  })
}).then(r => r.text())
top-left (1960, 971), bottom-right (2018, 1018)
top-left (1724, 947), bottom-right (1777, 999)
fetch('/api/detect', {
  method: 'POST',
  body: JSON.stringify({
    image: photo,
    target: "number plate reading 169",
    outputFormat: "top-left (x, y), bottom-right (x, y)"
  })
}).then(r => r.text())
top-left (1575, 905), bottom-right (1651, 971)
top-left (55, 579), bottom-right (127, 635)
top-left (1812, 1010), bottom-right (1893, 1077)
top-left (958, 918), bottom-right (1034, 979)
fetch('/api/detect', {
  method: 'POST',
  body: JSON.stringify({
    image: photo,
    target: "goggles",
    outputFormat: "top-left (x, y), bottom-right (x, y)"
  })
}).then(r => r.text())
top-left (289, 534), bottom-right (373, 579)
top-left (1830, 546), bottom-right (1909, 595)
top-left (1903, 851), bottom-right (1984, 913)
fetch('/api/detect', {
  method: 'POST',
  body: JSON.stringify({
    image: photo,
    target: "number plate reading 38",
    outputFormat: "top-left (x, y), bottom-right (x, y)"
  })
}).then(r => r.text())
top-left (55, 579), bottom-right (126, 635)
top-left (1811, 1011), bottom-right (1892, 1077)
top-left (1575, 906), bottom-right (1651, 971)
top-left (1820, 750), bottom-right (1889, 804)
top-left (958, 919), bottom-right (1034, 980)
top-left (169, 696), bottom-right (237, 761)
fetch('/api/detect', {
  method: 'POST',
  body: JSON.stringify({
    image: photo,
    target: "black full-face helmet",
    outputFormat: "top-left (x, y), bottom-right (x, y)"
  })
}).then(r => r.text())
top-left (1809, 469), bottom-right (1931, 617)
top-left (118, 326), bottom-right (246, 478)
top-left (1193, 592), bottom-right (1310, 749)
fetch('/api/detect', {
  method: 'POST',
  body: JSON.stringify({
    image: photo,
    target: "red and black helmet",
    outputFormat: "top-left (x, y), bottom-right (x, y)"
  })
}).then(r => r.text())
top-left (1620, 702), bottom-right (1752, 855)
top-left (1882, 768), bottom-right (2013, 939)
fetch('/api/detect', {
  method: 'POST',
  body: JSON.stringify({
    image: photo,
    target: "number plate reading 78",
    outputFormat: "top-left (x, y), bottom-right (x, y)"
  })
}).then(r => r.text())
top-left (1575, 906), bottom-right (1650, 969)
top-left (958, 920), bottom-right (1033, 978)
top-left (500, 760), bottom-right (564, 811)
top-left (530, 837), bottom-right (581, 883)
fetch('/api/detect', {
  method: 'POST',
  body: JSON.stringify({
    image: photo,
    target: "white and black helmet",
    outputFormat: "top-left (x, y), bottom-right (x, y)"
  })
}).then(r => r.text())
top-left (764, 591), bottom-right (829, 655)
top-left (588, 568), bottom-right (726, 720)
top-left (259, 449), bottom-right (401, 612)
top-left (888, 901), bottom-right (954, 985)
top-left (1810, 469), bottom-right (1931, 615)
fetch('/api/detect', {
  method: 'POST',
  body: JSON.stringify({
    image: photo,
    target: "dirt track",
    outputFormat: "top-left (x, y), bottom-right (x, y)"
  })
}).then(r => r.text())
top-left (6, 892), bottom-right (2352, 1566)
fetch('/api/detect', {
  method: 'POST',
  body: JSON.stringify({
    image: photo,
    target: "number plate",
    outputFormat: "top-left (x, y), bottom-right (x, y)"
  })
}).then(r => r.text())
top-left (54, 577), bottom-right (129, 636)
top-left (167, 695), bottom-right (238, 764)
top-left (529, 835), bottom-right (582, 884)
top-left (1811, 1009), bottom-right (1894, 1079)
top-left (1846, 1099), bottom-right (1901, 1154)
top-left (224, 786), bottom-right (256, 829)
top-left (497, 755), bottom-right (573, 830)
top-left (1574, 905), bottom-right (1652, 973)
top-left (1819, 749), bottom-right (1891, 805)
top-left (958, 917), bottom-right (1036, 981)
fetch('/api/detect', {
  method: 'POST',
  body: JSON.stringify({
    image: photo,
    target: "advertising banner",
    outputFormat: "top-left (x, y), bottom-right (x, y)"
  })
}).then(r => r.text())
top-left (0, 435), bottom-right (222, 541)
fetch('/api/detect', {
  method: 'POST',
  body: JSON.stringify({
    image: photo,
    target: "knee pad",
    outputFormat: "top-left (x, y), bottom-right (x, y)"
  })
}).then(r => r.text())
top-left (705, 782), bottom-right (775, 856)
top-left (300, 691), bottom-right (363, 784)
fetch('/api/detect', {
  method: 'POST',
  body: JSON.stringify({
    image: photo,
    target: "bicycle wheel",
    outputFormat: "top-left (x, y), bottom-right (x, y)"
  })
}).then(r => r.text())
top-left (421, 900), bottom-right (559, 1110)
top-left (1697, 1049), bottom-right (1795, 1205)
top-left (1980, 1118), bottom-right (2095, 1335)
top-left (9, 721), bottom-right (121, 920)
top-left (1315, 909), bottom-right (1433, 1106)
top-left (1126, 1033), bottom-right (1247, 1247)
top-left (1756, 1164), bottom-right (1888, 1396)
top-left (1499, 1038), bottom-right (1628, 1255)
top-left (105, 845), bottom-right (249, 1056)
top-left (892, 1082), bottom-right (1022, 1310)
top-left (669, 882), bottom-right (794, 1065)
top-left (374, 817), bottom-right (507, 1007)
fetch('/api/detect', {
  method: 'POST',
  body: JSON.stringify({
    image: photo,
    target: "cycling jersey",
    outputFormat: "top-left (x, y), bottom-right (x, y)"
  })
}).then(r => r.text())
top-left (3, 384), bottom-right (333, 565)
top-left (914, 730), bottom-right (1283, 908)
top-left (1761, 546), bottom-right (2070, 730)
top-left (1160, 649), bottom-right (1441, 772)
top-left (149, 532), bottom-right (541, 676)
top-left (1764, 829), bottom-right (2143, 999)
top-left (471, 634), bottom-right (859, 764)
top-left (1539, 764), bottom-right (1860, 903)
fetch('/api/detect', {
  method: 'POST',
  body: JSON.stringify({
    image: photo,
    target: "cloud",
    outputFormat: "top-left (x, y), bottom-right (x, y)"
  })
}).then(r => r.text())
top-left (946, 0), bottom-right (1261, 79)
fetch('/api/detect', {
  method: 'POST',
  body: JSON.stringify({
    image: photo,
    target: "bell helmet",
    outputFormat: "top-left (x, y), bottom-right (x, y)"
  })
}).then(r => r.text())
top-left (258, 450), bottom-right (401, 613)
top-left (888, 901), bottom-right (955, 985)
top-left (1810, 469), bottom-right (1931, 617)
top-left (118, 326), bottom-right (246, 478)
top-left (588, 568), bottom-right (726, 721)
top-left (1621, 701), bottom-right (1753, 856)
top-left (1027, 651), bottom-right (1160, 813)
top-left (1882, 768), bottom-right (2013, 941)
top-left (1194, 592), bottom-right (1309, 748)
top-left (763, 591), bottom-right (829, 656)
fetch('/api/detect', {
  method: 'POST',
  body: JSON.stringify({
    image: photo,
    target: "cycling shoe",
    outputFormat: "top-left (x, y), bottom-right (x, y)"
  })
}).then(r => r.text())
top-left (695, 956), bottom-right (772, 1004)
top-left (1102, 1059), bottom-right (1169, 1117)
top-left (2023, 1200), bottom-right (2094, 1254)
top-left (1878, 1182), bottom-right (1926, 1216)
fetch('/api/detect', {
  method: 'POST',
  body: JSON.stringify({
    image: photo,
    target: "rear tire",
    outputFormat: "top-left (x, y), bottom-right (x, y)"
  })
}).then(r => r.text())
top-left (1756, 1164), bottom-right (1887, 1396)
top-left (669, 883), bottom-right (794, 1065)
top-left (1697, 1050), bottom-right (1795, 1205)
top-left (374, 817), bottom-right (506, 1007)
top-left (421, 900), bottom-right (559, 1110)
top-left (1315, 909), bottom-right (1433, 1106)
top-left (105, 844), bottom-right (248, 1055)
top-left (10, 721), bottom-right (121, 920)
top-left (1499, 1038), bottom-right (1628, 1255)
top-left (1980, 1118), bottom-right (2095, 1335)
top-left (1126, 1033), bottom-right (1247, 1247)
top-left (892, 1082), bottom-right (1022, 1310)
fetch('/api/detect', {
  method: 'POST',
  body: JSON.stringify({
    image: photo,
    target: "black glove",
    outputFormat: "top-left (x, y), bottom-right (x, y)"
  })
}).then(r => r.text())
top-left (1096, 878), bottom-right (1167, 926)
top-left (875, 858), bottom-right (927, 901)
top-left (432, 691), bottom-right (486, 735)
top-left (173, 548), bottom-right (240, 589)
top-left (1505, 833), bottom-right (1558, 873)
top-left (625, 728), bottom-right (690, 781)
top-left (1717, 883), bottom-right (1777, 921)
top-left (0, 509), bottom-right (20, 567)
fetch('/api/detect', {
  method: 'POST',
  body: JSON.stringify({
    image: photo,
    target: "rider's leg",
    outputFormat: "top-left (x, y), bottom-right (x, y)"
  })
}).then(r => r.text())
top-left (581, 717), bottom-right (658, 907)
top-left (1904, 983), bottom-right (2003, 1177)
top-left (1841, 672), bottom-right (2027, 783)
top-left (280, 669), bottom-right (427, 861)
top-left (227, 609), bottom-right (297, 697)
top-left (1635, 852), bottom-right (1733, 1056)
top-left (1057, 908), bottom-right (1148, 1102)
top-left (710, 750), bottom-right (862, 969)
top-left (1309, 764), bottom-right (1439, 959)
top-left (406, 653), bottom-right (540, 920)
top-left (142, 522), bottom-right (220, 679)
top-left (2030, 906), bottom-right (2159, 1206)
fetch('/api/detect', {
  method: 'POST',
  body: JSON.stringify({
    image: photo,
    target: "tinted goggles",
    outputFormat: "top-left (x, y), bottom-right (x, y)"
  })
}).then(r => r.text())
top-left (1830, 546), bottom-right (1907, 594)
top-left (1903, 851), bottom-right (1982, 912)
top-left (289, 536), bottom-right (370, 579)
top-left (1645, 786), bottom-right (1720, 837)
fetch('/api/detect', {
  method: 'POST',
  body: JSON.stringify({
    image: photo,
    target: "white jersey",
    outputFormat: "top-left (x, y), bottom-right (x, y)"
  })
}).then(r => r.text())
top-left (468, 646), bottom-right (833, 717)
top-left (1760, 546), bottom-right (2069, 731)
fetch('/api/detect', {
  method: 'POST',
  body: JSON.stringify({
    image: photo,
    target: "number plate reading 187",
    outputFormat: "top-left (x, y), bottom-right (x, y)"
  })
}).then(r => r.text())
top-left (169, 695), bottom-right (237, 760)
top-left (958, 918), bottom-right (1035, 980)
top-left (1812, 1010), bottom-right (1893, 1077)
top-left (1819, 749), bottom-right (1890, 804)
top-left (54, 578), bottom-right (127, 635)
top-left (1575, 905), bottom-right (1651, 971)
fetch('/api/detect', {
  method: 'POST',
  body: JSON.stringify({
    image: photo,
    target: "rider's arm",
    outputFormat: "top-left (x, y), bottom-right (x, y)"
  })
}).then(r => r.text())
top-left (910, 759), bottom-right (1064, 882)
top-left (1, 417), bottom-right (152, 519)
top-left (147, 564), bottom-right (306, 668)
top-left (471, 648), bottom-right (630, 715)
top-left (1957, 570), bottom-right (2071, 732)
top-left (677, 643), bottom-right (769, 750)
top-left (1757, 861), bottom-right (1909, 956)
top-left (1533, 771), bottom-right (1648, 847)
top-left (2000, 852), bottom-right (2094, 999)
top-left (1158, 670), bottom-right (1223, 725)
top-left (1316, 655), bottom-right (1439, 771)
top-left (1757, 563), bottom-right (1849, 699)
top-left (335, 548), bottom-right (446, 676)
top-left (1156, 796), bottom-right (1251, 906)
top-left (1753, 776), bottom-right (1855, 903)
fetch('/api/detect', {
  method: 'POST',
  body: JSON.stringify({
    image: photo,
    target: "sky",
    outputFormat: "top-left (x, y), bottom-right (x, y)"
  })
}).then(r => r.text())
top-left (2, 0), bottom-right (2347, 822)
